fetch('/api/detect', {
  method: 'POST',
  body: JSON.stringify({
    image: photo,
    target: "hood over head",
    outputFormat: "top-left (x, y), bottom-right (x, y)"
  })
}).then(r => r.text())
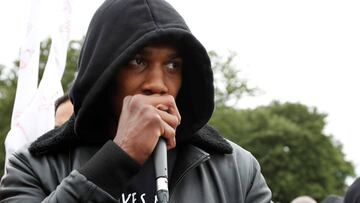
top-left (70, 0), bottom-right (214, 145)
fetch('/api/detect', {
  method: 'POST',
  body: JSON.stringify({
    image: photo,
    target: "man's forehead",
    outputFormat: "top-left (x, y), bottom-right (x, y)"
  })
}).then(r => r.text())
top-left (138, 41), bottom-right (182, 56)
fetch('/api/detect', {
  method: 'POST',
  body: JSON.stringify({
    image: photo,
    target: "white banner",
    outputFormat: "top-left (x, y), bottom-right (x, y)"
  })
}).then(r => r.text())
top-left (5, 0), bottom-right (73, 164)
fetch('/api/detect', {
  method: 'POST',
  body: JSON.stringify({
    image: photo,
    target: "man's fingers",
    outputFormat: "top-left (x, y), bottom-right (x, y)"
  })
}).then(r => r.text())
top-left (133, 94), bottom-right (181, 123)
top-left (160, 119), bottom-right (176, 149)
top-left (155, 108), bottom-right (180, 129)
top-left (156, 108), bottom-right (178, 149)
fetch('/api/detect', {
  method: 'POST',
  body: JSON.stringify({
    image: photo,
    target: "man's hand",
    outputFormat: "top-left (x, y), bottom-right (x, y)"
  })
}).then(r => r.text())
top-left (113, 94), bottom-right (181, 164)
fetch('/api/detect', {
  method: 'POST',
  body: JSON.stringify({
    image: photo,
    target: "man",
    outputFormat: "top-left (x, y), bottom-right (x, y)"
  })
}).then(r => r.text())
top-left (54, 93), bottom-right (74, 128)
top-left (0, 0), bottom-right (272, 202)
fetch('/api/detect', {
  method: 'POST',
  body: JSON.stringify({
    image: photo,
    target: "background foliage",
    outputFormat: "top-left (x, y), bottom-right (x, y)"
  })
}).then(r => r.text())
top-left (210, 103), bottom-right (354, 202)
top-left (209, 54), bottom-right (354, 202)
top-left (0, 39), bottom-right (354, 202)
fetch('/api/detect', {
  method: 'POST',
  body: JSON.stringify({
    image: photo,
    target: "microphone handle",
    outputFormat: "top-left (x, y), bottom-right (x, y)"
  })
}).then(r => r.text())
top-left (154, 137), bottom-right (168, 203)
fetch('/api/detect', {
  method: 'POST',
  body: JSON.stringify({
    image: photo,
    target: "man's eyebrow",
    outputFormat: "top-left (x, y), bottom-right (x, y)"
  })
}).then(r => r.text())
top-left (138, 48), bottom-right (182, 58)
top-left (168, 53), bottom-right (182, 59)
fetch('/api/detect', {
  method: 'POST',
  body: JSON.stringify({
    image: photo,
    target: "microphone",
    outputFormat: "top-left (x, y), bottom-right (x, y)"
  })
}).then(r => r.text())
top-left (154, 137), bottom-right (168, 203)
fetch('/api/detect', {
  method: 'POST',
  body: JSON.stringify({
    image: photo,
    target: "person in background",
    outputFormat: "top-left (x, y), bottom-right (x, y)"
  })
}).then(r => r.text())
top-left (54, 93), bottom-right (74, 128)
top-left (321, 195), bottom-right (343, 203)
top-left (0, 0), bottom-right (272, 202)
top-left (291, 196), bottom-right (317, 203)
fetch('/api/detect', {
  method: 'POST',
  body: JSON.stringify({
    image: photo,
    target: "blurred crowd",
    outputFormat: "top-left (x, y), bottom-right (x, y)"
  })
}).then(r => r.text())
top-left (291, 177), bottom-right (360, 203)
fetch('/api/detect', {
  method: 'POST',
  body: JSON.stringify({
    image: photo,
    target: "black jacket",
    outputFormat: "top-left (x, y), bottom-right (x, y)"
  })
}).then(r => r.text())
top-left (0, 0), bottom-right (271, 202)
top-left (0, 123), bottom-right (271, 202)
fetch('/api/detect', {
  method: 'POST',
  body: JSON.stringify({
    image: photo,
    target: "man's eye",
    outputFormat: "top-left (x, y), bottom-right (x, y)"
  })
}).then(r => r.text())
top-left (129, 58), bottom-right (146, 66)
top-left (167, 60), bottom-right (182, 72)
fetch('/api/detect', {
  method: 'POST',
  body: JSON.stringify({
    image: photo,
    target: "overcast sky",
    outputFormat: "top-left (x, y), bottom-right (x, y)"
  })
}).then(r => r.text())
top-left (0, 0), bottom-right (359, 176)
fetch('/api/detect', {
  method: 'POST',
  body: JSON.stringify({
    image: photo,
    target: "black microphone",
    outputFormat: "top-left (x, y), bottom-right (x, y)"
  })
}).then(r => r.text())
top-left (154, 137), bottom-right (168, 203)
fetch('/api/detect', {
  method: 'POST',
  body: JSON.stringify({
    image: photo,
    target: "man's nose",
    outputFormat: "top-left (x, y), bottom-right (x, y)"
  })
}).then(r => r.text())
top-left (141, 65), bottom-right (168, 95)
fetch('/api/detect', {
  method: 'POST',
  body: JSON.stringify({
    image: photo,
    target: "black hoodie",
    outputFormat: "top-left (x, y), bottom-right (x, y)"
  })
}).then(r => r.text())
top-left (70, 0), bottom-right (215, 145)
top-left (30, 0), bottom-right (232, 156)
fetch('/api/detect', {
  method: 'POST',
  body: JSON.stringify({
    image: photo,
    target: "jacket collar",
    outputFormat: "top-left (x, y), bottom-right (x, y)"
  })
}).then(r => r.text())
top-left (191, 124), bottom-right (233, 154)
top-left (29, 117), bottom-right (233, 157)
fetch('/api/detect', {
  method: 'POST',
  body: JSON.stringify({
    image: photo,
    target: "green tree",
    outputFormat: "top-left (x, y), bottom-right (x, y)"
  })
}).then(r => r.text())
top-left (208, 51), bottom-right (354, 202)
top-left (0, 38), bottom-right (81, 175)
top-left (210, 102), bottom-right (355, 203)
top-left (209, 51), bottom-right (258, 107)
top-left (0, 65), bottom-right (17, 171)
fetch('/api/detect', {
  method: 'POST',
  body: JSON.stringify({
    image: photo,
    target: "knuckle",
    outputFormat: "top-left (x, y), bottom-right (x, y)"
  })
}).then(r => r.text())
top-left (171, 113), bottom-right (180, 125)
top-left (141, 104), bottom-right (152, 112)
top-left (123, 95), bottom-right (131, 103)
top-left (141, 107), bottom-right (153, 118)
top-left (166, 95), bottom-right (175, 103)
top-left (165, 127), bottom-right (176, 137)
top-left (143, 108), bottom-right (161, 123)
top-left (153, 114), bottom-right (162, 123)
top-left (169, 117), bottom-right (178, 128)
top-left (131, 95), bottom-right (143, 107)
top-left (170, 129), bottom-right (176, 137)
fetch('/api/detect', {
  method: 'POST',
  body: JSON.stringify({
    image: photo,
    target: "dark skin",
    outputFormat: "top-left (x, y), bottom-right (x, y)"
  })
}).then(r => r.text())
top-left (112, 42), bottom-right (183, 164)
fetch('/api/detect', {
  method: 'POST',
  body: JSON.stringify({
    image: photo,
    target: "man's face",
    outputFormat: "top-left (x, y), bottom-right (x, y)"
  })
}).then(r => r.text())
top-left (55, 100), bottom-right (74, 128)
top-left (113, 42), bottom-right (183, 117)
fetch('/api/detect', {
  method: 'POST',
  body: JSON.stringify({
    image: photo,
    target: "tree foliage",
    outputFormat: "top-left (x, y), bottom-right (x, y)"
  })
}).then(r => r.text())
top-left (0, 65), bottom-right (17, 171)
top-left (209, 51), bottom-right (258, 107)
top-left (208, 51), bottom-right (354, 202)
top-left (210, 102), bottom-right (355, 202)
